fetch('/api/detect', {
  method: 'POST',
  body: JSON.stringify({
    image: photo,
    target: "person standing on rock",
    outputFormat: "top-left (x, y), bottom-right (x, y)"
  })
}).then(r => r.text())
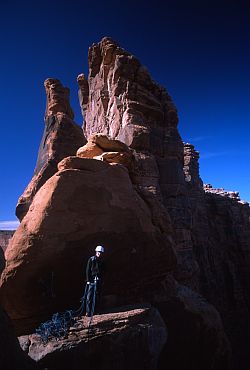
top-left (85, 245), bottom-right (105, 317)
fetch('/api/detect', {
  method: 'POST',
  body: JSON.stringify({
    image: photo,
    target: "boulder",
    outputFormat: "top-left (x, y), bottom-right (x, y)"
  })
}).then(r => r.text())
top-left (90, 133), bottom-right (130, 153)
top-left (76, 141), bottom-right (104, 158)
top-left (76, 134), bottom-right (133, 169)
top-left (1, 159), bottom-right (176, 334)
top-left (94, 151), bottom-right (133, 168)
top-left (19, 306), bottom-right (167, 370)
top-left (57, 156), bottom-right (112, 172)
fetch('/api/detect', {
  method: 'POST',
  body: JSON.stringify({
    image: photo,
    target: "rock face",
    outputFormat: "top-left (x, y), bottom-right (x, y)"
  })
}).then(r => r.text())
top-left (157, 284), bottom-right (232, 370)
top-left (79, 38), bottom-right (178, 150)
top-left (192, 185), bottom-right (250, 370)
top-left (78, 37), bottom-right (198, 291)
top-left (0, 230), bottom-right (15, 252)
top-left (18, 301), bottom-right (232, 370)
top-left (1, 154), bottom-right (176, 333)
top-left (0, 306), bottom-right (36, 370)
top-left (16, 79), bottom-right (86, 221)
top-left (44, 78), bottom-right (75, 119)
top-left (1, 37), bottom-right (249, 369)
top-left (78, 37), bottom-right (250, 369)
top-left (19, 306), bottom-right (167, 370)
top-left (182, 144), bottom-right (250, 369)
top-left (0, 253), bottom-right (36, 370)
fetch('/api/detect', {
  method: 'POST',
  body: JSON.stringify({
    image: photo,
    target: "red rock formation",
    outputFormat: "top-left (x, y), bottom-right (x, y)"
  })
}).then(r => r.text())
top-left (1, 155), bottom-right (176, 333)
top-left (77, 133), bottom-right (134, 169)
top-left (78, 37), bottom-right (197, 289)
top-left (183, 143), bottom-right (203, 192)
top-left (19, 306), bottom-right (167, 370)
top-left (79, 37), bottom-right (179, 151)
top-left (77, 38), bottom-right (250, 369)
top-left (16, 79), bottom-right (86, 221)
top-left (0, 255), bottom-right (36, 370)
top-left (1, 37), bottom-right (249, 369)
top-left (183, 145), bottom-right (250, 369)
top-left (18, 302), bottom-right (231, 370)
top-left (44, 78), bottom-right (75, 120)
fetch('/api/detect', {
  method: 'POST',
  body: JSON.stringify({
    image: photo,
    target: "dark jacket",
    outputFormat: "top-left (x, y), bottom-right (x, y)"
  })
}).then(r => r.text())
top-left (86, 256), bottom-right (104, 283)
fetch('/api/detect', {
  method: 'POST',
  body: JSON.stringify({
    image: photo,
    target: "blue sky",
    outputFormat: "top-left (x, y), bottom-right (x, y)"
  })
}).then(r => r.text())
top-left (0, 0), bottom-right (249, 227)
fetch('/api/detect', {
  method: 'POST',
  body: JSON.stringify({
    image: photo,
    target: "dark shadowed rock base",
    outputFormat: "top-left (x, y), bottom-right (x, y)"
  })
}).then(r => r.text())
top-left (19, 306), bottom-right (166, 370)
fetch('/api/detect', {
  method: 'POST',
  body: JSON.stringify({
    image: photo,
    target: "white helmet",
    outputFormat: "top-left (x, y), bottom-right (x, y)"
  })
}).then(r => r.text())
top-left (95, 245), bottom-right (104, 253)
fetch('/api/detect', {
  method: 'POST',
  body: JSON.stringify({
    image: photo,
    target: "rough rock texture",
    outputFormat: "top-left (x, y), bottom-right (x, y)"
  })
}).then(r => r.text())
top-left (44, 78), bottom-right (75, 120)
top-left (16, 79), bottom-right (86, 221)
top-left (157, 284), bottom-right (232, 370)
top-left (19, 306), bottom-right (167, 370)
top-left (17, 293), bottom-right (232, 370)
top-left (1, 158), bottom-right (176, 333)
top-left (0, 230), bottom-right (15, 252)
top-left (78, 37), bottom-right (198, 290)
top-left (77, 37), bottom-right (250, 369)
top-left (192, 186), bottom-right (250, 370)
top-left (182, 145), bottom-right (250, 369)
top-left (1, 37), bottom-right (249, 369)
top-left (76, 140), bottom-right (104, 158)
top-left (79, 37), bottom-right (179, 151)
top-left (77, 133), bottom-right (133, 168)
top-left (183, 143), bottom-right (203, 192)
top-left (0, 254), bottom-right (36, 370)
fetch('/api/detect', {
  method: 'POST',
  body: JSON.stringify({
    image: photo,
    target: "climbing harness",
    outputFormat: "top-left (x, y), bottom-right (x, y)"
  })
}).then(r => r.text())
top-left (36, 277), bottom-right (98, 344)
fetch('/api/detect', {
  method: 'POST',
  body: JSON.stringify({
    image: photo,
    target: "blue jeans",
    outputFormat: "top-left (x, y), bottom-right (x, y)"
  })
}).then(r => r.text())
top-left (86, 283), bottom-right (96, 316)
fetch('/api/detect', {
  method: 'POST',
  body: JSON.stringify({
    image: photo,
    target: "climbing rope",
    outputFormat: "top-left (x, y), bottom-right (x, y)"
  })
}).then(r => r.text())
top-left (36, 278), bottom-right (98, 344)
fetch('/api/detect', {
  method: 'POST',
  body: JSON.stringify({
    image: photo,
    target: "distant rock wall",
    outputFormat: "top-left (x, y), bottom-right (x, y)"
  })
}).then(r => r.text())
top-left (183, 145), bottom-right (250, 370)
top-left (0, 230), bottom-right (15, 252)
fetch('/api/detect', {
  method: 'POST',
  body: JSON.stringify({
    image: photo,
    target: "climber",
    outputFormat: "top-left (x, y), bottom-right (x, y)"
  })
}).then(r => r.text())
top-left (84, 245), bottom-right (105, 317)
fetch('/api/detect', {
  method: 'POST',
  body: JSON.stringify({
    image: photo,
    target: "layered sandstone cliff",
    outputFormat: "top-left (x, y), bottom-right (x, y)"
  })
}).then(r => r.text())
top-left (0, 37), bottom-right (249, 370)
top-left (183, 143), bottom-right (250, 369)
top-left (15, 79), bottom-right (86, 221)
